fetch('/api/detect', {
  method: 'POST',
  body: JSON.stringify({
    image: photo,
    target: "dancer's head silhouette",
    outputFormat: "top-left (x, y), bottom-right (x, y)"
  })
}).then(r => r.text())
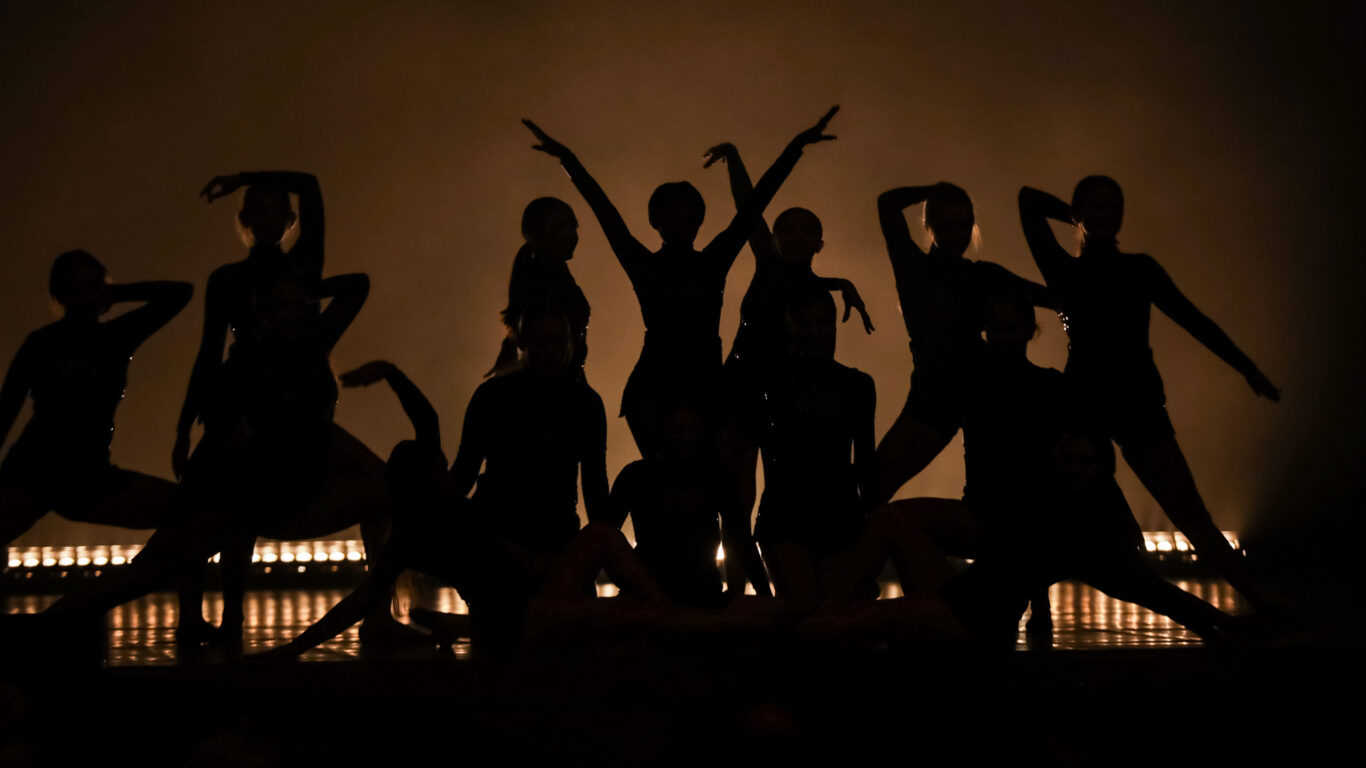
top-left (772, 207), bottom-right (824, 265)
top-left (522, 197), bottom-right (579, 261)
top-left (923, 182), bottom-right (977, 257)
top-left (517, 309), bottom-right (575, 376)
top-left (786, 288), bottom-right (838, 360)
top-left (983, 293), bottom-right (1039, 361)
top-left (1070, 175), bottom-right (1124, 243)
top-left (647, 182), bottom-right (706, 246)
top-left (236, 184), bottom-right (297, 248)
top-left (386, 440), bottom-right (447, 515)
top-left (49, 250), bottom-right (111, 320)
top-left (658, 399), bottom-right (708, 462)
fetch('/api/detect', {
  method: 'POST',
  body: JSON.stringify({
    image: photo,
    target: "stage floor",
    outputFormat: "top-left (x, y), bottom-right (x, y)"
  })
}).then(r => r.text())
top-left (3, 578), bottom-right (1246, 665)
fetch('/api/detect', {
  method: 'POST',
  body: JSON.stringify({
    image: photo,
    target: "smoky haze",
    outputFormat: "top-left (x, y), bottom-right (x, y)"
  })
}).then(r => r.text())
top-left (2, 1), bottom-right (1361, 548)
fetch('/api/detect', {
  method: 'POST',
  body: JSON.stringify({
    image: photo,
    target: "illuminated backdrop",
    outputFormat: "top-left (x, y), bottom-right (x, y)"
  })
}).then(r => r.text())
top-left (2, 1), bottom-right (1361, 546)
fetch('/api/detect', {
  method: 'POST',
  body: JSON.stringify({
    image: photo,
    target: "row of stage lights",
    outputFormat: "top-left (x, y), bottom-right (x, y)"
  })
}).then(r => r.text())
top-left (6, 540), bottom-right (366, 570)
top-left (6, 531), bottom-right (1239, 572)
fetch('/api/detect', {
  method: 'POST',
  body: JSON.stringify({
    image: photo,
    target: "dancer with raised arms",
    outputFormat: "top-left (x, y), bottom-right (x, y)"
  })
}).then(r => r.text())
top-left (522, 107), bottom-right (840, 458)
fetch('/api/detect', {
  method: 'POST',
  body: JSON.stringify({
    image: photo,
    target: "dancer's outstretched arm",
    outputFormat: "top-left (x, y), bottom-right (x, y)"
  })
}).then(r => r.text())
top-left (106, 281), bottom-right (194, 350)
top-left (339, 361), bottom-right (441, 449)
top-left (523, 120), bottom-right (651, 272)
top-left (1146, 260), bottom-right (1280, 400)
top-left (704, 106), bottom-right (840, 273)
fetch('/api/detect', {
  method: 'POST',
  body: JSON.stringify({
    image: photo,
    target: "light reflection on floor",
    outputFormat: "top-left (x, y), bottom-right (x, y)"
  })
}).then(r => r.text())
top-left (4, 579), bottom-right (1244, 666)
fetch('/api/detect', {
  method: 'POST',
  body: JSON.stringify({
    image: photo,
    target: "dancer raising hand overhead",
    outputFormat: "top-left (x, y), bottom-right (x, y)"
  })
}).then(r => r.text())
top-left (523, 107), bottom-right (839, 458)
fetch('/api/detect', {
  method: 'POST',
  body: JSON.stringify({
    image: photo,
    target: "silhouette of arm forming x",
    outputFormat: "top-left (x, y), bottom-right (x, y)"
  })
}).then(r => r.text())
top-left (704, 107), bottom-right (840, 272)
top-left (703, 142), bottom-right (776, 262)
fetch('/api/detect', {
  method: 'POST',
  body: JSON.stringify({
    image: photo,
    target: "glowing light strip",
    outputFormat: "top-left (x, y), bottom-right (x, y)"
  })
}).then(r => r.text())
top-left (6, 532), bottom-right (1238, 571)
top-left (5, 540), bottom-right (367, 569)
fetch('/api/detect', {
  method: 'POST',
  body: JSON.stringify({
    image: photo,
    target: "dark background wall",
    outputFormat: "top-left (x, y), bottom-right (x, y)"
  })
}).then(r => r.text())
top-left (2, 1), bottom-right (1361, 547)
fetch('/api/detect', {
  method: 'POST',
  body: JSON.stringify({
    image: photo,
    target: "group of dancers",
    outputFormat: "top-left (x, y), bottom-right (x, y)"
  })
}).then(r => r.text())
top-left (1, 106), bottom-right (1285, 656)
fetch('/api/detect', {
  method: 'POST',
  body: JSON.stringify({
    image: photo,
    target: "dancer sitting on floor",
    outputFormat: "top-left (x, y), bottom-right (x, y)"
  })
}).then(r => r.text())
top-left (754, 287), bottom-right (876, 598)
top-left (610, 398), bottom-right (772, 607)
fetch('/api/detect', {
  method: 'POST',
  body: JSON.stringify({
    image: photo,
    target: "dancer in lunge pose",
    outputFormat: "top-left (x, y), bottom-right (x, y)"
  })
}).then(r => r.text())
top-left (47, 268), bottom-right (373, 620)
top-left (1018, 178), bottom-right (1280, 611)
top-left (828, 293), bottom-right (1245, 647)
top-left (487, 197), bottom-right (591, 378)
top-left (173, 171), bottom-right (390, 647)
top-left (1, 251), bottom-right (191, 548)
top-left (522, 107), bottom-right (840, 457)
top-left (874, 182), bottom-right (1054, 505)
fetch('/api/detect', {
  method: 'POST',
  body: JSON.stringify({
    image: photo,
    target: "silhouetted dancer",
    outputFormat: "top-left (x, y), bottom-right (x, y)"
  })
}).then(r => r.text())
top-left (451, 309), bottom-right (610, 575)
top-left (610, 400), bottom-right (771, 607)
top-left (873, 183), bottom-right (1054, 505)
top-left (487, 197), bottom-right (590, 378)
top-left (1, 251), bottom-right (191, 550)
top-left (754, 288), bottom-right (876, 598)
top-left (254, 344), bottom-right (674, 659)
top-left (46, 270), bottom-right (372, 620)
top-left (523, 107), bottom-right (840, 457)
top-left (173, 171), bottom-right (390, 648)
top-left (702, 141), bottom-right (873, 542)
top-left (822, 296), bottom-right (1243, 647)
top-left (1018, 179), bottom-right (1281, 613)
